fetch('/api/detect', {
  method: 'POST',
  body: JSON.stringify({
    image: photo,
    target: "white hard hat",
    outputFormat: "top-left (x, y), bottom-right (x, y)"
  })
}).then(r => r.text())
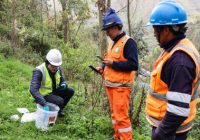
top-left (46, 49), bottom-right (62, 66)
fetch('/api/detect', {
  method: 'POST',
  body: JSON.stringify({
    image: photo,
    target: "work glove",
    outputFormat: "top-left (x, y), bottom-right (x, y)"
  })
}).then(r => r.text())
top-left (58, 83), bottom-right (67, 91)
top-left (43, 105), bottom-right (49, 111)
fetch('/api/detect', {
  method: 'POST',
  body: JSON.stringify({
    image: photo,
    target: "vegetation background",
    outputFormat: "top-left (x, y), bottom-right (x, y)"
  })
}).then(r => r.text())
top-left (0, 0), bottom-right (199, 140)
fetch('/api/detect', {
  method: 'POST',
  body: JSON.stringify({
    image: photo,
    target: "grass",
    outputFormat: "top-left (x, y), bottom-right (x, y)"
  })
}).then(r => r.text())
top-left (0, 54), bottom-right (113, 140)
top-left (0, 53), bottom-right (198, 140)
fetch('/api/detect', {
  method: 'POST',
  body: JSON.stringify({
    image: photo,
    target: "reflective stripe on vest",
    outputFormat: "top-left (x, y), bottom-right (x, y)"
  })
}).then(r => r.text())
top-left (149, 88), bottom-right (199, 102)
top-left (36, 63), bottom-right (61, 95)
top-left (103, 35), bottom-right (135, 86)
top-left (146, 115), bottom-right (193, 133)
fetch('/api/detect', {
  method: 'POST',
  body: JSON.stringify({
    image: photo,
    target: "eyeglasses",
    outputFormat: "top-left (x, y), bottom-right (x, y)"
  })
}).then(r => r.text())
top-left (50, 64), bottom-right (59, 70)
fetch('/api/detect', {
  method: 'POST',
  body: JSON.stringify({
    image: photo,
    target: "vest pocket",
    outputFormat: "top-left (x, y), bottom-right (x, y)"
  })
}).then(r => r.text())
top-left (146, 95), bottom-right (166, 120)
top-left (111, 47), bottom-right (121, 59)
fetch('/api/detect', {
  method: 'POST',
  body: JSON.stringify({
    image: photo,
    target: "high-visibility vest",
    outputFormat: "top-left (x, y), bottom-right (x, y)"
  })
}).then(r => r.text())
top-left (103, 35), bottom-right (135, 87)
top-left (36, 63), bottom-right (61, 95)
top-left (146, 38), bottom-right (200, 133)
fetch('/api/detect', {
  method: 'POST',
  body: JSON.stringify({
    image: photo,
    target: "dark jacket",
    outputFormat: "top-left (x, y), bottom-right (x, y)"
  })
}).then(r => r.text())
top-left (112, 32), bottom-right (138, 71)
top-left (154, 34), bottom-right (196, 139)
top-left (29, 63), bottom-right (67, 106)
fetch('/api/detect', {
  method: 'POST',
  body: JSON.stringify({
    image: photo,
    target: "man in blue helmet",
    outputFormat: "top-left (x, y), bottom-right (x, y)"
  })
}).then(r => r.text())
top-left (96, 8), bottom-right (138, 140)
top-left (145, 1), bottom-right (200, 140)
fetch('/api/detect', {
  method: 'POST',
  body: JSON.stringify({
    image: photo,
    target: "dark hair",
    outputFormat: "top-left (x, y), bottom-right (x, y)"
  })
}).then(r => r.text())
top-left (116, 24), bottom-right (123, 30)
top-left (153, 25), bottom-right (165, 32)
top-left (45, 59), bottom-right (50, 65)
top-left (168, 23), bottom-right (187, 35)
top-left (105, 24), bottom-right (123, 31)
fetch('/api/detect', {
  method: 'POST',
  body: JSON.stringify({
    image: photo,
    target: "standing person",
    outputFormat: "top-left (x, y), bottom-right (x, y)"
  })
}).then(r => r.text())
top-left (30, 49), bottom-right (74, 117)
top-left (97, 8), bottom-right (138, 140)
top-left (145, 1), bottom-right (200, 140)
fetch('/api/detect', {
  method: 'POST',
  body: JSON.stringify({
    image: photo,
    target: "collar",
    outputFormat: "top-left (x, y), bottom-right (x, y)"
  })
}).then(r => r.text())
top-left (113, 31), bottom-right (126, 43)
top-left (161, 34), bottom-right (186, 51)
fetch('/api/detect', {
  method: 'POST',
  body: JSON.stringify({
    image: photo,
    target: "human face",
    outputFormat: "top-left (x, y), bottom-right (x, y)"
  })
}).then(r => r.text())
top-left (48, 64), bottom-right (59, 74)
top-left (105, 27), bottom-right (118, 40)
top-left (153, 26), bottom-right (171, 45)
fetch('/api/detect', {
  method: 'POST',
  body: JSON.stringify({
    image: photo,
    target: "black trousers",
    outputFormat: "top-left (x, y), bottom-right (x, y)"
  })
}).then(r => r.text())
top-left (152, 126), bottom-right (188, 140)
top-left (44, 87), bottom-right (74, 111)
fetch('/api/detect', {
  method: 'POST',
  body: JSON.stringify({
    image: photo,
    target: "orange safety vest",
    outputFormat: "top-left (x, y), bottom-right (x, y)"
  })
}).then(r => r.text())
top-left (146, 38), bottom-right (200, 133)
top-left (103, 35), bottom-right (135, 87)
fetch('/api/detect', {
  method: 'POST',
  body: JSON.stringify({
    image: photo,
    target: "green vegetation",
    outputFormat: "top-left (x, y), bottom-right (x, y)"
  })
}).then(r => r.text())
top-left (0, 53), bottom-right (149, 140)
top-left (0, 0), bottom-right (199, 139)
top-left (0, 54), bottom-right (108, 140)
top-left (0, 53), bottom-right (198, 139)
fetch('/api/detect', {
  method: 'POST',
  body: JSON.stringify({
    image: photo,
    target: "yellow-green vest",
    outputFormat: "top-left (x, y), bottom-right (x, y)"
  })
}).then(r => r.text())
top-left (36, 63), bottom-right (61, 95)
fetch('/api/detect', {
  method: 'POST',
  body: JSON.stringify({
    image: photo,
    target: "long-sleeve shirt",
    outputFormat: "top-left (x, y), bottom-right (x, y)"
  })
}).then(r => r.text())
top-left (157, 34), bottom-right (196, 136)
top-left (29, 63), bottom-right (67, 106)
top-left (111, 32), bottom-right (138, 71)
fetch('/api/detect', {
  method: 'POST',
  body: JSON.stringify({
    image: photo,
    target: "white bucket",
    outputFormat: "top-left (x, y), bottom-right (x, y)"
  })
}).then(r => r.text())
top-left (35, 102), bottom-right (60, 131)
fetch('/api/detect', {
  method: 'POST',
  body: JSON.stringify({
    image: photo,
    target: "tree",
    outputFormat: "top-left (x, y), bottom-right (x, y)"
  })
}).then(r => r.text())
top-left (59, 0), bottom-right (90, 45)
top-left (53, 0), bottom-right (58, 38)
top-left (44, 0), bottom-right (50, 28)
top-left (127, 0), bottom-right (131, 36)
top-left (96, 0), bottom-right (111, 56)
top-left (11, 0), bottom-right (17, 49)
top-left (60, 0), bottom-right (69, 43)
top-left (107, 0), bottom-right (111, 8)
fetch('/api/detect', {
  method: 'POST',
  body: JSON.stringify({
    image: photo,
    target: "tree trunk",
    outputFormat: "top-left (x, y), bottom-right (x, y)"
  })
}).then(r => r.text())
top-left (60, 0), bottom-right (69, 43)
top-left (53, 0), bottom-right (57, 38)
top-left (44, 0), bottom-right (49, 28)
top-left (97, 0), bottom-right (108, 57)
top-left (107, 0), bottom-right (111, 9)
top-left (11, 0), bottom-right (17, 50)
top-left (127, 0), bottom-right (131, 36)
top-left (40, 0), bottom-right (44, 44)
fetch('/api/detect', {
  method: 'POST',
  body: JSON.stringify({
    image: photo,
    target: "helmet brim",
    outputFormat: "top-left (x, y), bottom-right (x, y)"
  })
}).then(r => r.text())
top-left (102, 24), bottom-right (115, 31)
top-left (102, 24), bottom-right (123, 31)
top-left (146, 21), bottom-right (188, 26)
top-left (49, 61), bottom-right (62, 66)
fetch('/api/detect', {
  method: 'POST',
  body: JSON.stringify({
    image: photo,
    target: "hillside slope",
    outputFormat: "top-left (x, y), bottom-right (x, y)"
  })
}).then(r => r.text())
top-left (111, 0), bottom-right (200, 49)
top-left (0, 55), bottom-right (121, 140)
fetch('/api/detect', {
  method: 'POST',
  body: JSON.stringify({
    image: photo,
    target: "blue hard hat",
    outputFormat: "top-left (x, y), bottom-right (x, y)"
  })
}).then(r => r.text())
top-left (102, 8), bottom-right (123, 30)
top-left (147, 0), bottom-right (188, 26)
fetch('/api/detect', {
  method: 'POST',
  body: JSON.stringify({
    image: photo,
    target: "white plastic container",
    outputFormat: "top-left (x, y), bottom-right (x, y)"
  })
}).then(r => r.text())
top-left (35, 102), bottom-right (60, 131)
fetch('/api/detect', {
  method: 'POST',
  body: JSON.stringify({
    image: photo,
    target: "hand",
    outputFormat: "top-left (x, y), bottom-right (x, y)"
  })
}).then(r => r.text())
top-left (43, 105), bottom-right (49, 111)
top-left (96, 67), bottom-right (103, 74)
top-left (61, 83), bottom-right (67, 88)
top-left (58, 83), bottom-right (67, 91)
top-left (102, 59), bottom-right (113, 66)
